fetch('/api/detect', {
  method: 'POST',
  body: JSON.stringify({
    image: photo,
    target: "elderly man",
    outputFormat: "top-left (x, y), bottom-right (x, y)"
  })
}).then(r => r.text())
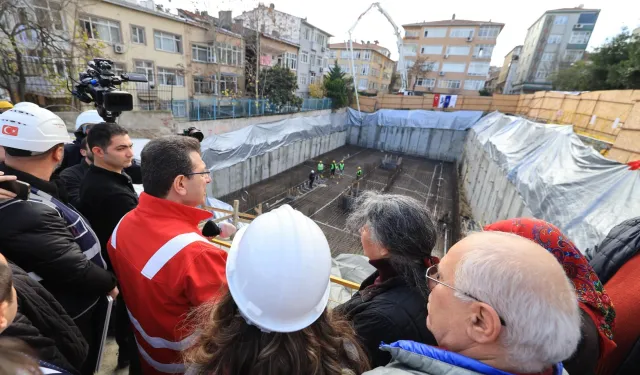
top-left (364, 231), bottom-right (581, 375)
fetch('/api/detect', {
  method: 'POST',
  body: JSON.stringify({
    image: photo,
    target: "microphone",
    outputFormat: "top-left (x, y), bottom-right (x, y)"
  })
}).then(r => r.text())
top-left (202, 220), bottom-right (220, 237)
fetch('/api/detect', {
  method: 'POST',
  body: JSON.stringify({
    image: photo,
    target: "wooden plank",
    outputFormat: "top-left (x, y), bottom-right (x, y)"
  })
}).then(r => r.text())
top-left (203, 206), bottom-right (257, 220)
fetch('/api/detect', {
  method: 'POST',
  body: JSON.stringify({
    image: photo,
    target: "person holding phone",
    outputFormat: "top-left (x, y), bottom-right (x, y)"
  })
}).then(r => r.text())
top-left (0, 171), bottom-right (20, 200)
top-left (0, 103), bottom-right (118, 375)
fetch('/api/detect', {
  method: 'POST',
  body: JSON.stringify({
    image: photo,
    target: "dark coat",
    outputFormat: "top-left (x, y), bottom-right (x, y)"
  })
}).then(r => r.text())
top-left (1, 264), bottom-right (88, 374)
top-left (589, 217), bottom-right (640, 285)
top-left (334, 272), bottom-right (437, 368)
top-left (58, 160), bottom-right (90, 209)
top-left (79, 165), bottom-right (138, 270)
top-left (616, 337), bottom-right (640, 375)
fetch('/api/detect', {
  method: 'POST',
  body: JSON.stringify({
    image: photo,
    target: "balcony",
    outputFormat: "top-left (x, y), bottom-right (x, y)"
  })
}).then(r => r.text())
top-left (566, 43), bottom-right (588, 50)
top-left (573, 23), bottom-right (595, 31)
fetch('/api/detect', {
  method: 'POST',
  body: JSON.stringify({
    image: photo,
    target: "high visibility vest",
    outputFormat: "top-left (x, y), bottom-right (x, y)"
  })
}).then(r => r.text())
top-left (317, 163), bottom-right (324, 171)
top-left (330, 163), bottom-right (337, 170)
top-left (357, 169), bottom-right (362, 176)
top-left (339, 163), bottom-right (345, 170)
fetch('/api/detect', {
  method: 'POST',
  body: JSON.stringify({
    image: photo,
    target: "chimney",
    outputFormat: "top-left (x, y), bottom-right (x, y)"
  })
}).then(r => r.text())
top-left (374, 40), bottom-right (379, 45)
top-left (366, 40), bottom-right (370, 44)
top-left (201, 10), bottom-right (208, 17)
top-left (578, 4), bottom-right (584, 8)
top-left (269, 3), bottom-right (275, 10)
top-left (232, 20), bottom-right (243, 34)
top-left (452, 13), bottom-right (456, 20)
top-left (219, 10), bottom-right (232, 30)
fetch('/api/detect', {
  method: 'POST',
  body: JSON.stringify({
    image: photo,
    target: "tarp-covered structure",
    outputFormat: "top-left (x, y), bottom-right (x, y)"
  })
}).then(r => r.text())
top-left (347, 108), bottom-right (483, 130)
top-left (202, 112), bottom-right (348, 172)
top-left (471, 111), bottom-right (640, 251)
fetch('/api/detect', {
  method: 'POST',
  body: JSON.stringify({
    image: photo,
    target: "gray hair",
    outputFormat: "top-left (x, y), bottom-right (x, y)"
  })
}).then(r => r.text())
top-left (346, 191), bottom-right (437, 298)
top-left (454, 232), bottom-right (581, 373)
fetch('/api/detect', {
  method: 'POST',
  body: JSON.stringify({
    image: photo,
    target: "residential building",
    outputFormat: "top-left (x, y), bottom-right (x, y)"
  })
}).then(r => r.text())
top-left (634, 27), bottom-right (640, 36)
top-left (402, 16), bottom-right (504, 96)
top-left (511, 6), bottom-right (600, 93)
top-left (484, 66), bottom-right (501, 93)
top-left (328, 41), bottom-right (395, 94)
top-left (496, 45), bottom-right (522, 94)
top-left (235, 3), bottom-right (333, 97)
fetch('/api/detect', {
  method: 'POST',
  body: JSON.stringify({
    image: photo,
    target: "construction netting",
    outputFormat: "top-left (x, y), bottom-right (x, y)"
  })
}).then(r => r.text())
top-left (201, 111), bottom-right (348, 172)
top-left (472, 112), bottom-right (640, 251)
top-left (347, 108), bottom-right (483, 130)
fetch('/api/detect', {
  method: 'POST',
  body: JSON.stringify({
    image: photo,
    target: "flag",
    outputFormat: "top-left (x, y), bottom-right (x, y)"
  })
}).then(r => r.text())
top-left (1, 125), bottom-right (18, 136)
top-left (432, 94), bottom-right (440, 108)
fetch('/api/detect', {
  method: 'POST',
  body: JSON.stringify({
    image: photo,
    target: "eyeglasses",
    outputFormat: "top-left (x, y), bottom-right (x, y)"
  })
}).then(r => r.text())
top-left (184, 171), bottom-right (210, 178)
top-left (426, 264), bottom-right (506, 326)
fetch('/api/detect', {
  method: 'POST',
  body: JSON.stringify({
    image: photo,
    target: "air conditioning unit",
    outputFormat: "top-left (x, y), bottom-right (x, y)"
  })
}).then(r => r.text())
top-left (466, 36), bottom-right (473, 42)
top-left (319, 67), bottom-right (324, 72)
top-left (113, 44), bottom-right (126, 54)
top-left (321, 47), bottom-right (326, 52)
top-left (438, 71), bottom-right (445, 76)
top-left (574, 24), bottom-right (584, 29)
top-left (444, 54), bottom-right (449, 59)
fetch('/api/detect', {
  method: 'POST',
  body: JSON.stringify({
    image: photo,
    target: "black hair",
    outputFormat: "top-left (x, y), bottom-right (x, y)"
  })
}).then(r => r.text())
top-left (86, 122), bottom-right (128, 151)
top-left (0, 262), bottom-right (14, 304)
top-left (141, 136), bottom-right (201, 198)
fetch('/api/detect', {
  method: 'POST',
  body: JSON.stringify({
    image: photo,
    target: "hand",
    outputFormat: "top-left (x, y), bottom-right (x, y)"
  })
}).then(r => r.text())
top-left (0, 172), bottom-right (17, 200)
top-left (218, 222), bottom-right (237, 238)
top-left (108, 286), bottom-right (119, 299)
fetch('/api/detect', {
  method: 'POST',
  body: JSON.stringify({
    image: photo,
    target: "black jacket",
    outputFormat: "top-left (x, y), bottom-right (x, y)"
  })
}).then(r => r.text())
top-left (589, 217), bottom-right (640, 285)
top-left (334, 272), bottom-right (437, 368)
top-left (58, 160), bottom-right (90, 209)
top-left (0, 163), bottom-right (117, 318)
top-left (1, 264), bottom-right (88, 374)
top-left (79, 165), bottom-right (138, 270)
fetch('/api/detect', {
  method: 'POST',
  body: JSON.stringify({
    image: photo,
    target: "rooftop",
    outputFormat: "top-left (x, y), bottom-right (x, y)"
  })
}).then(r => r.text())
top-left (302, 19), bottom-right (334, 38)
top-left (176, 8), bottom-right (243, 38)
top-left (546, 7), bottom-right (600, 12)
top-left (329, 42), bottom-right (393, 58)
top-left (403, 19), bottom-right (505, 28)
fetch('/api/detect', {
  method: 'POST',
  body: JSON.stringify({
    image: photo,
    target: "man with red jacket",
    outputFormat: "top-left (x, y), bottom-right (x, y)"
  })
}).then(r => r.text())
top-left (108, 136), bottom-right (229, 374)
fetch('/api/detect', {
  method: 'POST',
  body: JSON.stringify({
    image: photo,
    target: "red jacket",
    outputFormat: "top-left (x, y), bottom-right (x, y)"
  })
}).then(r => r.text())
top-left (108, 192), bottom-right (227, 374)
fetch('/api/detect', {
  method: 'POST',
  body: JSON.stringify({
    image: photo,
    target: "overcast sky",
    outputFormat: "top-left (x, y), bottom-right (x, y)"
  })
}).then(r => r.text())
top-left (159, 0), bottom-right (640, 66)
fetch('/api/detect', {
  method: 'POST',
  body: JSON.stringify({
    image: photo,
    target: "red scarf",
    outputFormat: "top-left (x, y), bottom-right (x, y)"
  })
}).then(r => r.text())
top-left (485, 218), bottom-right (617, 359)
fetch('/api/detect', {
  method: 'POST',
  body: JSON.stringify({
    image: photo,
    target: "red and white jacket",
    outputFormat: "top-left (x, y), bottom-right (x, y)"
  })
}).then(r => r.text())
top-left (108, 193), bottom-right (228, 374)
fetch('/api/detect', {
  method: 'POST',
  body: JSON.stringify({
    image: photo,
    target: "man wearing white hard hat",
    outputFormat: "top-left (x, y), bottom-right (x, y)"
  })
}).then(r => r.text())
top-left (58, 109), bottom-right (103, 171)
top-left (0, 103), bottom-right (119, 373)
top-left (183, 205), bottom-right (371, 375)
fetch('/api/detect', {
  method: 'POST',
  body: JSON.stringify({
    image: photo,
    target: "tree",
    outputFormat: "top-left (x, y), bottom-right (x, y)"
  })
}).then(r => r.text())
top-left (308, 82), bottom-right (325, 98)
top-left (259, 65), bottom-right (301, 109)
top-left (552, 30), bottom-right (640, 91)
top-left (323, 62), bottom-right (349, 109)
top-left (388, 73), bottom-right (399, 93)
top-left (407, 56), bottom-right (433, 92)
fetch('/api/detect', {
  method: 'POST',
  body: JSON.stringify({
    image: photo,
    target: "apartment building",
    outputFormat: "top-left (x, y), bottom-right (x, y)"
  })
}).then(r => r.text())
top-left (328, 42), bottom-right (395, 94)
top-left (235, 3), bottom-right (333, 97)
top-left (484, 66), bottom-right (501, 93)
top-left (496, 45), bottom-right (522, 94)
top-left (511, 6), bottom-right (600, 93)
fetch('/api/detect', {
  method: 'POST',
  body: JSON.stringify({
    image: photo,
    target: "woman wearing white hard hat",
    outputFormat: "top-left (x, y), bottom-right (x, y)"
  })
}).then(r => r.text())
top-left (184, 205), bottom-right (370, 375)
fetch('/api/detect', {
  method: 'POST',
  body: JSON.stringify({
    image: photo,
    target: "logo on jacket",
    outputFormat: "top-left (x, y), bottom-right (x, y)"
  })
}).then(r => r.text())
top-left (2, 125), bottom-right (19, 136)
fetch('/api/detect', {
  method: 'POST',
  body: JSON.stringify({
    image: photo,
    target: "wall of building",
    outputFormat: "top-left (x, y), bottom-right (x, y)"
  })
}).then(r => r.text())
top-left (56, 110), bottom-right (176, 138)
top-left (298, 23), bottom-right (331, 97)
top-left (328, 45), bottom-right (395, 94)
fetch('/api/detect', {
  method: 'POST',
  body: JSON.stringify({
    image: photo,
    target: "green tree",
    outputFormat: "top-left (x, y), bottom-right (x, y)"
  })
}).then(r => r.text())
top-left (259, 65), bottom-right (302, 109)
top-left (323, 62), bottom-right (349, 109)
top-left (552, 30), bottom-right (640, 91)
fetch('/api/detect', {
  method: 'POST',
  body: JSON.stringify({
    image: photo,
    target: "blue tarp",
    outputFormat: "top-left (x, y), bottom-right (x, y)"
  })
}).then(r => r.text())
top-left (347, 108), bottom-right (483, 130)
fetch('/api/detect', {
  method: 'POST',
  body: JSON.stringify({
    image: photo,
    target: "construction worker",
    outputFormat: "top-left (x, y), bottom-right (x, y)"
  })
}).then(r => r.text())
top-left (317, 160), bottom-right (324, 179)
top-left (339, 160), bottom-right (345, 178)
top-left (0, 100), bottom-right (13, 114)
top-left (309, 169), bottom-right (315, 189)
top-left (356, 166), bottom-right (363, 180)
top-left (330, 160), bottom-right (337, 179)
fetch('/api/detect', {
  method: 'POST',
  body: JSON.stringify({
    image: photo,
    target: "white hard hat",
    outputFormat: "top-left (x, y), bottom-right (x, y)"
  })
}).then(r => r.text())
top-left (75, 110), bottom-right (103, 131)
top-left (311, 170), bottom-right (315, 173)
top-left (227, 204), bottom-right (331, 333)
top-left (0, 102), bottom-right (70, 154)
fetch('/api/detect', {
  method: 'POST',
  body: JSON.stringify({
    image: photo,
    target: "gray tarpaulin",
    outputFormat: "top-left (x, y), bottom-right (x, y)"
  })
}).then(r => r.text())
top-left (201, 112), bottom-right (347, 172)
top-left (473, 112), bottom-right (640, 251)
top-left (329, 254), bottom-right (375, 307)
top-left (348, 108), bottom-right (483, 130)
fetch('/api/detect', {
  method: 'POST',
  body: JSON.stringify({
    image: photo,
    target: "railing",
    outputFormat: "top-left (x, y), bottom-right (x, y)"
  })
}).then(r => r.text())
top-left (183, 97), bottom-right (333, 122)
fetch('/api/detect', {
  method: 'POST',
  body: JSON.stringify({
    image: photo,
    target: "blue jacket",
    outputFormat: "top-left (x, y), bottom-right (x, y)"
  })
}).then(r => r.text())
top-left (363, 341), bottom-right (567, 375)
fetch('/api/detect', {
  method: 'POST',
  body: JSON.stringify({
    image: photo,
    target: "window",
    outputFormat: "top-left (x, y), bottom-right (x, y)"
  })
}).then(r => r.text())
top-left (423, 61), bottom-right (439, 71)
top-left (404, 44), bottom-right (417, 56)
top-left (194, 76), bottom-right (214, 94)
top-left (358, 78), bottom-right (368, 90)
top-left (446, 46), bottom-right (470, 56)
top-left (217, 43), bottom-right (243, 66)
top-left (383, 72), bottom-right (391, 79)
top-left (467, 62), bottom-right (490, 76)
top-left (310, 72), bottom-right (318, 84)
top-left (442, 63), bottom-right (466, 73)
top-left (570, 31), bottom-right (591, 44)
top-left (449, 28), bottom-right (475, 38)
top-left (360, 64), bottom-right (369, 75)
top-left (554, 16), bottom-right (568, 25)
top-left (548, 35), bottom-right (562, 44)
top-left (478, 26), bottom-right (500, 39)
top-left (416, 78), bottom-right (435, 87)
top-left (154, 31), bottom-right (182, 53)
top-left (535, 69), bottom-right (548, 80)
top-left (473, 44), bottom-right (494, 58)
top-left (220, 75), bottom-right (238, 93)
top-left (192, 44), bottom-right (210, 62)
top-left (438, 80), bottom-right (461, 89)
top-left (464, 80), bottom-right (485, 90)
top-left (157, 67), bottom-right (184, 86)
top-left (299, 73), bottom-right (308, 85)
top-left (381, 84), bottom-right (387, 91)
top-left (564, 50), bottom-right (584, 62)
top-left (330, 50), bottom-right (337, 58)
top-left (405, 30), bottom-right (419, 38)
top-left (304, 28), bottom-right (311, 40)
top-left (315, 33), bottom-right (325, 45)
top-left (368, 81), bottom-right (377, 90)
top-left (301, 51), bottom-right (309, 64)
top-left (134, 60), bottom-right (154, 84)
top-left (363, 50), bottom-right (371, 60)
top-left (160, 100), bottom-right (187, 118)
top-left (404, 60), bottom-right (414, 69)
top-left (131, 25), bottom-right (145, 44)
top-left (316, 56), bottom-right (322, 67)
top-left (578, 12), bottom-right (598, 24)
top-left (370, 68), bottom-right (380, 77)
top-left (283, 52), bottom-right (297, 70)
top-left (79, 15), bottom-right (121, 43)
top-left (420, 45), bottom-right (443, 55)
top-left (340, 64), bottom-right (350, 73)
top-left (34, 0), bottom-right (64, 31)
top-left (113, 63), bottom-right (125, 76)
top-left (424, 28), bottom-right (447, 38)
top-left (310, 54), bottom-right (316, 66)
top-left (541, 53), bottom-right (555, 62)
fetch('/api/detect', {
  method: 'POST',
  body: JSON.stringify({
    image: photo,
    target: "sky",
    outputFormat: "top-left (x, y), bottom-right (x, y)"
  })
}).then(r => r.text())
top-left (158, 0), bottom-right (640, 67)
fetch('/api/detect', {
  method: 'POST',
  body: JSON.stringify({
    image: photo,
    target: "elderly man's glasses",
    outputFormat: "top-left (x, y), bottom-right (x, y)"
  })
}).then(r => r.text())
top-left (426, 264), bottom-right (507, 326)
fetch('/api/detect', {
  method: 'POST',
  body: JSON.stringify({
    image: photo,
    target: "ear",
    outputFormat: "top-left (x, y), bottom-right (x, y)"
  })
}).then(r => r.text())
top-left (92, 146), bottom-right (105, 158)
top-left (53, 145), bottom-right (64, 163)
top-left (80, 148), bottom-right (87, 157)
top-left (466, 302), bottom-right (502, 344)
top-left (0, 301), bottom-right (8, 331)
top-left (172, 175), bottom-right (188, 197)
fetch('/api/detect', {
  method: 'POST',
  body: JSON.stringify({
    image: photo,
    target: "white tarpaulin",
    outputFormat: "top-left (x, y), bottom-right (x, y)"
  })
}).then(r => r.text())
top-left (348, 108), bottom-right (482, 130)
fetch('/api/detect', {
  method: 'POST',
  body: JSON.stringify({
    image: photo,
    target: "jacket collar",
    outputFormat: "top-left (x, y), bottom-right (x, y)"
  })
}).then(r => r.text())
top-left (89, 164), bottom-right (132, 184)
top-left (0, 163), bottom-right (67, 202)
top-left (380, 341), bottom-right (564, 375)
top-left (137, 192), bottom-right (212, 225)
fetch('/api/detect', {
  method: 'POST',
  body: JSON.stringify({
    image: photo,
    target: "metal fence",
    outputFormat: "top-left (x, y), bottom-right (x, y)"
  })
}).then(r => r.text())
top-left (183, 98), bottom-right (333, 122)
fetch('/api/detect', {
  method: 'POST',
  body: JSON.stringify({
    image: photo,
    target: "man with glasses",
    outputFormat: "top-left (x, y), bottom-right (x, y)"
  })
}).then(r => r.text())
top-left (107, 136), bottom-right (231, 375)
top-left (364, 231), bottom-right (580, 375)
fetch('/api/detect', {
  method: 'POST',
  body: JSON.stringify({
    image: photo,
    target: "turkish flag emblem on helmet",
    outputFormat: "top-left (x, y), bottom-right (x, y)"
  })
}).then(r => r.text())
top-left (2, 125), bottom-right (19, 136)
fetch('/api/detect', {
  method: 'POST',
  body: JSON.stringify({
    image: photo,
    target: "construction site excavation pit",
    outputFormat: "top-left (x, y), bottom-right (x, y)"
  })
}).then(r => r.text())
top-left (217, 145), bottom-right (458, 259)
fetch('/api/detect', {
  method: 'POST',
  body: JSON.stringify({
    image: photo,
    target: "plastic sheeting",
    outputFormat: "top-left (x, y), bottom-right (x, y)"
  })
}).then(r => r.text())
top-left (347, 108), bottom-right (483, 130)
top-left (473, 112), bottom-right (640, 251)
top-left (201, 112), bottom-right (348, 172)
top-left (205, 197), bottom-right (249, 229)
top-left (329, 254), bottom-right (375, 307)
